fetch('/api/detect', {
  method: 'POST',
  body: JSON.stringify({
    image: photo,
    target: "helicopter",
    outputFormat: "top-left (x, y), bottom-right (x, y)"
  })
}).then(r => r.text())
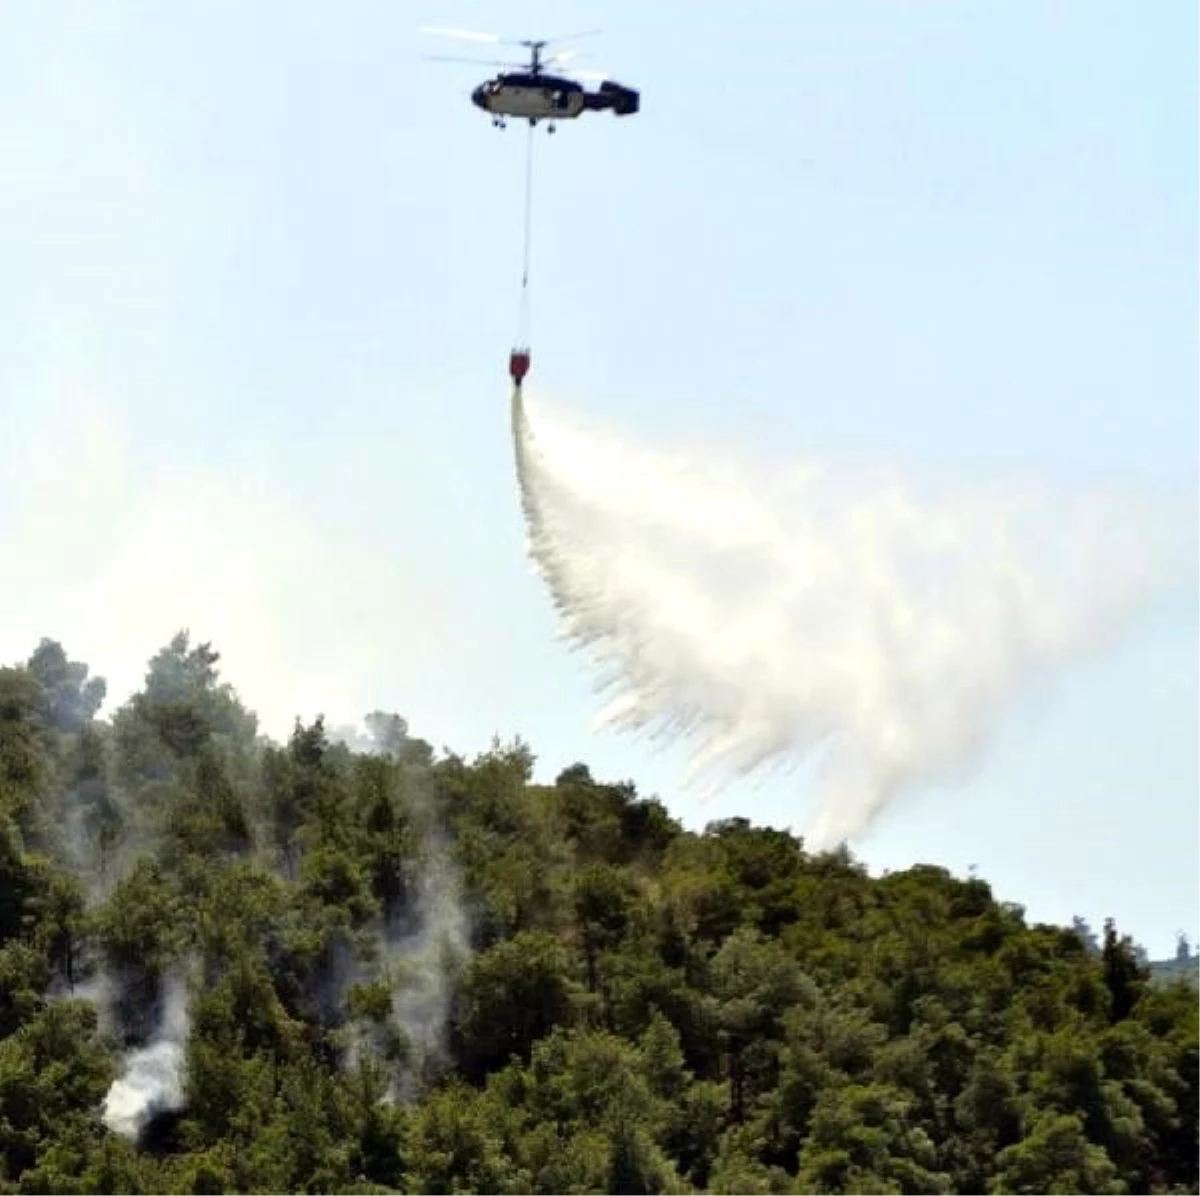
top-left (421, 26), bottom-right (640, 132)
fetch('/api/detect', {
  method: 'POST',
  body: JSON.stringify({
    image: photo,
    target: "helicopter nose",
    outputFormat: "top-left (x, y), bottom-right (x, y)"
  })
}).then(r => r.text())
top-left (471, 84), bottom-right (488, 110)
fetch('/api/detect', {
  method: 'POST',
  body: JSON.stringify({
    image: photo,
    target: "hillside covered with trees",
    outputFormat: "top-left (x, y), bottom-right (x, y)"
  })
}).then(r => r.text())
top-left (0, 634), bottom-right (1196, 1195)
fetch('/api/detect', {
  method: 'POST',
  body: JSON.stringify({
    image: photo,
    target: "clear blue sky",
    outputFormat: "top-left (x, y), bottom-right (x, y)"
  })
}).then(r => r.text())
top-left (2, 1), bottom-right (1195, 954)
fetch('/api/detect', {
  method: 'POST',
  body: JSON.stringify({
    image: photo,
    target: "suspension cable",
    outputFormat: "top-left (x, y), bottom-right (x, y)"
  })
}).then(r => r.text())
top-left (517, 121), bottom-right (535, 345)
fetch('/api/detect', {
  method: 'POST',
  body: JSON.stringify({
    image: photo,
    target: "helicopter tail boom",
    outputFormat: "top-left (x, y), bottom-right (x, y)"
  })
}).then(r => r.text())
top-left (583, 81), bottom-right (640, 116)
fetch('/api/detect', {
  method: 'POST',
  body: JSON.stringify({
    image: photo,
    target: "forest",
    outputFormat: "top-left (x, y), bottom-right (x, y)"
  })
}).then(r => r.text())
top-left (0, 632), bottom-right (1195, 1195)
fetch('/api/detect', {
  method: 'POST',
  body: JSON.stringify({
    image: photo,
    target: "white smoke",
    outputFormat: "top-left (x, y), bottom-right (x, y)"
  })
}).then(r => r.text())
top-left (511, 389), bottom-right (1196, 850)
top-left (328, 726), bottom-right (472, 1099)
top-left (384, 844), bottom-right (470, 1099)
top-left (330, 712), bottom-right (418, 760)
top-left (102, 974), bottom-right (190, 1140)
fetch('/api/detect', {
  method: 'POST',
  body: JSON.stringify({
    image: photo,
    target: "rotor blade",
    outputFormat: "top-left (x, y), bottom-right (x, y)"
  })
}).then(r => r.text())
top-left (554, 61), bottom-right (604, 79)
top-left (551, 50), bottom-right (600, 69)
top-left (419, 25), bottom-right (501, 44)
top-left (530, 28), bottom-right (602, 46)
top-left (422, 53), bottom-right (517, 67)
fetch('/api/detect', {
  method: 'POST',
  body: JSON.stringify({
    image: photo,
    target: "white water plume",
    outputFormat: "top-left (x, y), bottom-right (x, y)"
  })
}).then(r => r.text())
top-left (102, 974), bottom-right (190, 1140)
top-left (511, 390), bottom-right (1196, 850)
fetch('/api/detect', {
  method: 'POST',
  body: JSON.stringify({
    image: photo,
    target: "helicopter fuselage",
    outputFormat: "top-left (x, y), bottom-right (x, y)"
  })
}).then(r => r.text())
top-left (471, 72), bottom-right (639, 124)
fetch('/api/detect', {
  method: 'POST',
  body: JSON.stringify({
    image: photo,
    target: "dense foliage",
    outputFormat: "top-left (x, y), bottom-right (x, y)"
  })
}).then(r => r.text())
top-left (0, 634), bottom-right (1195, 1194)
